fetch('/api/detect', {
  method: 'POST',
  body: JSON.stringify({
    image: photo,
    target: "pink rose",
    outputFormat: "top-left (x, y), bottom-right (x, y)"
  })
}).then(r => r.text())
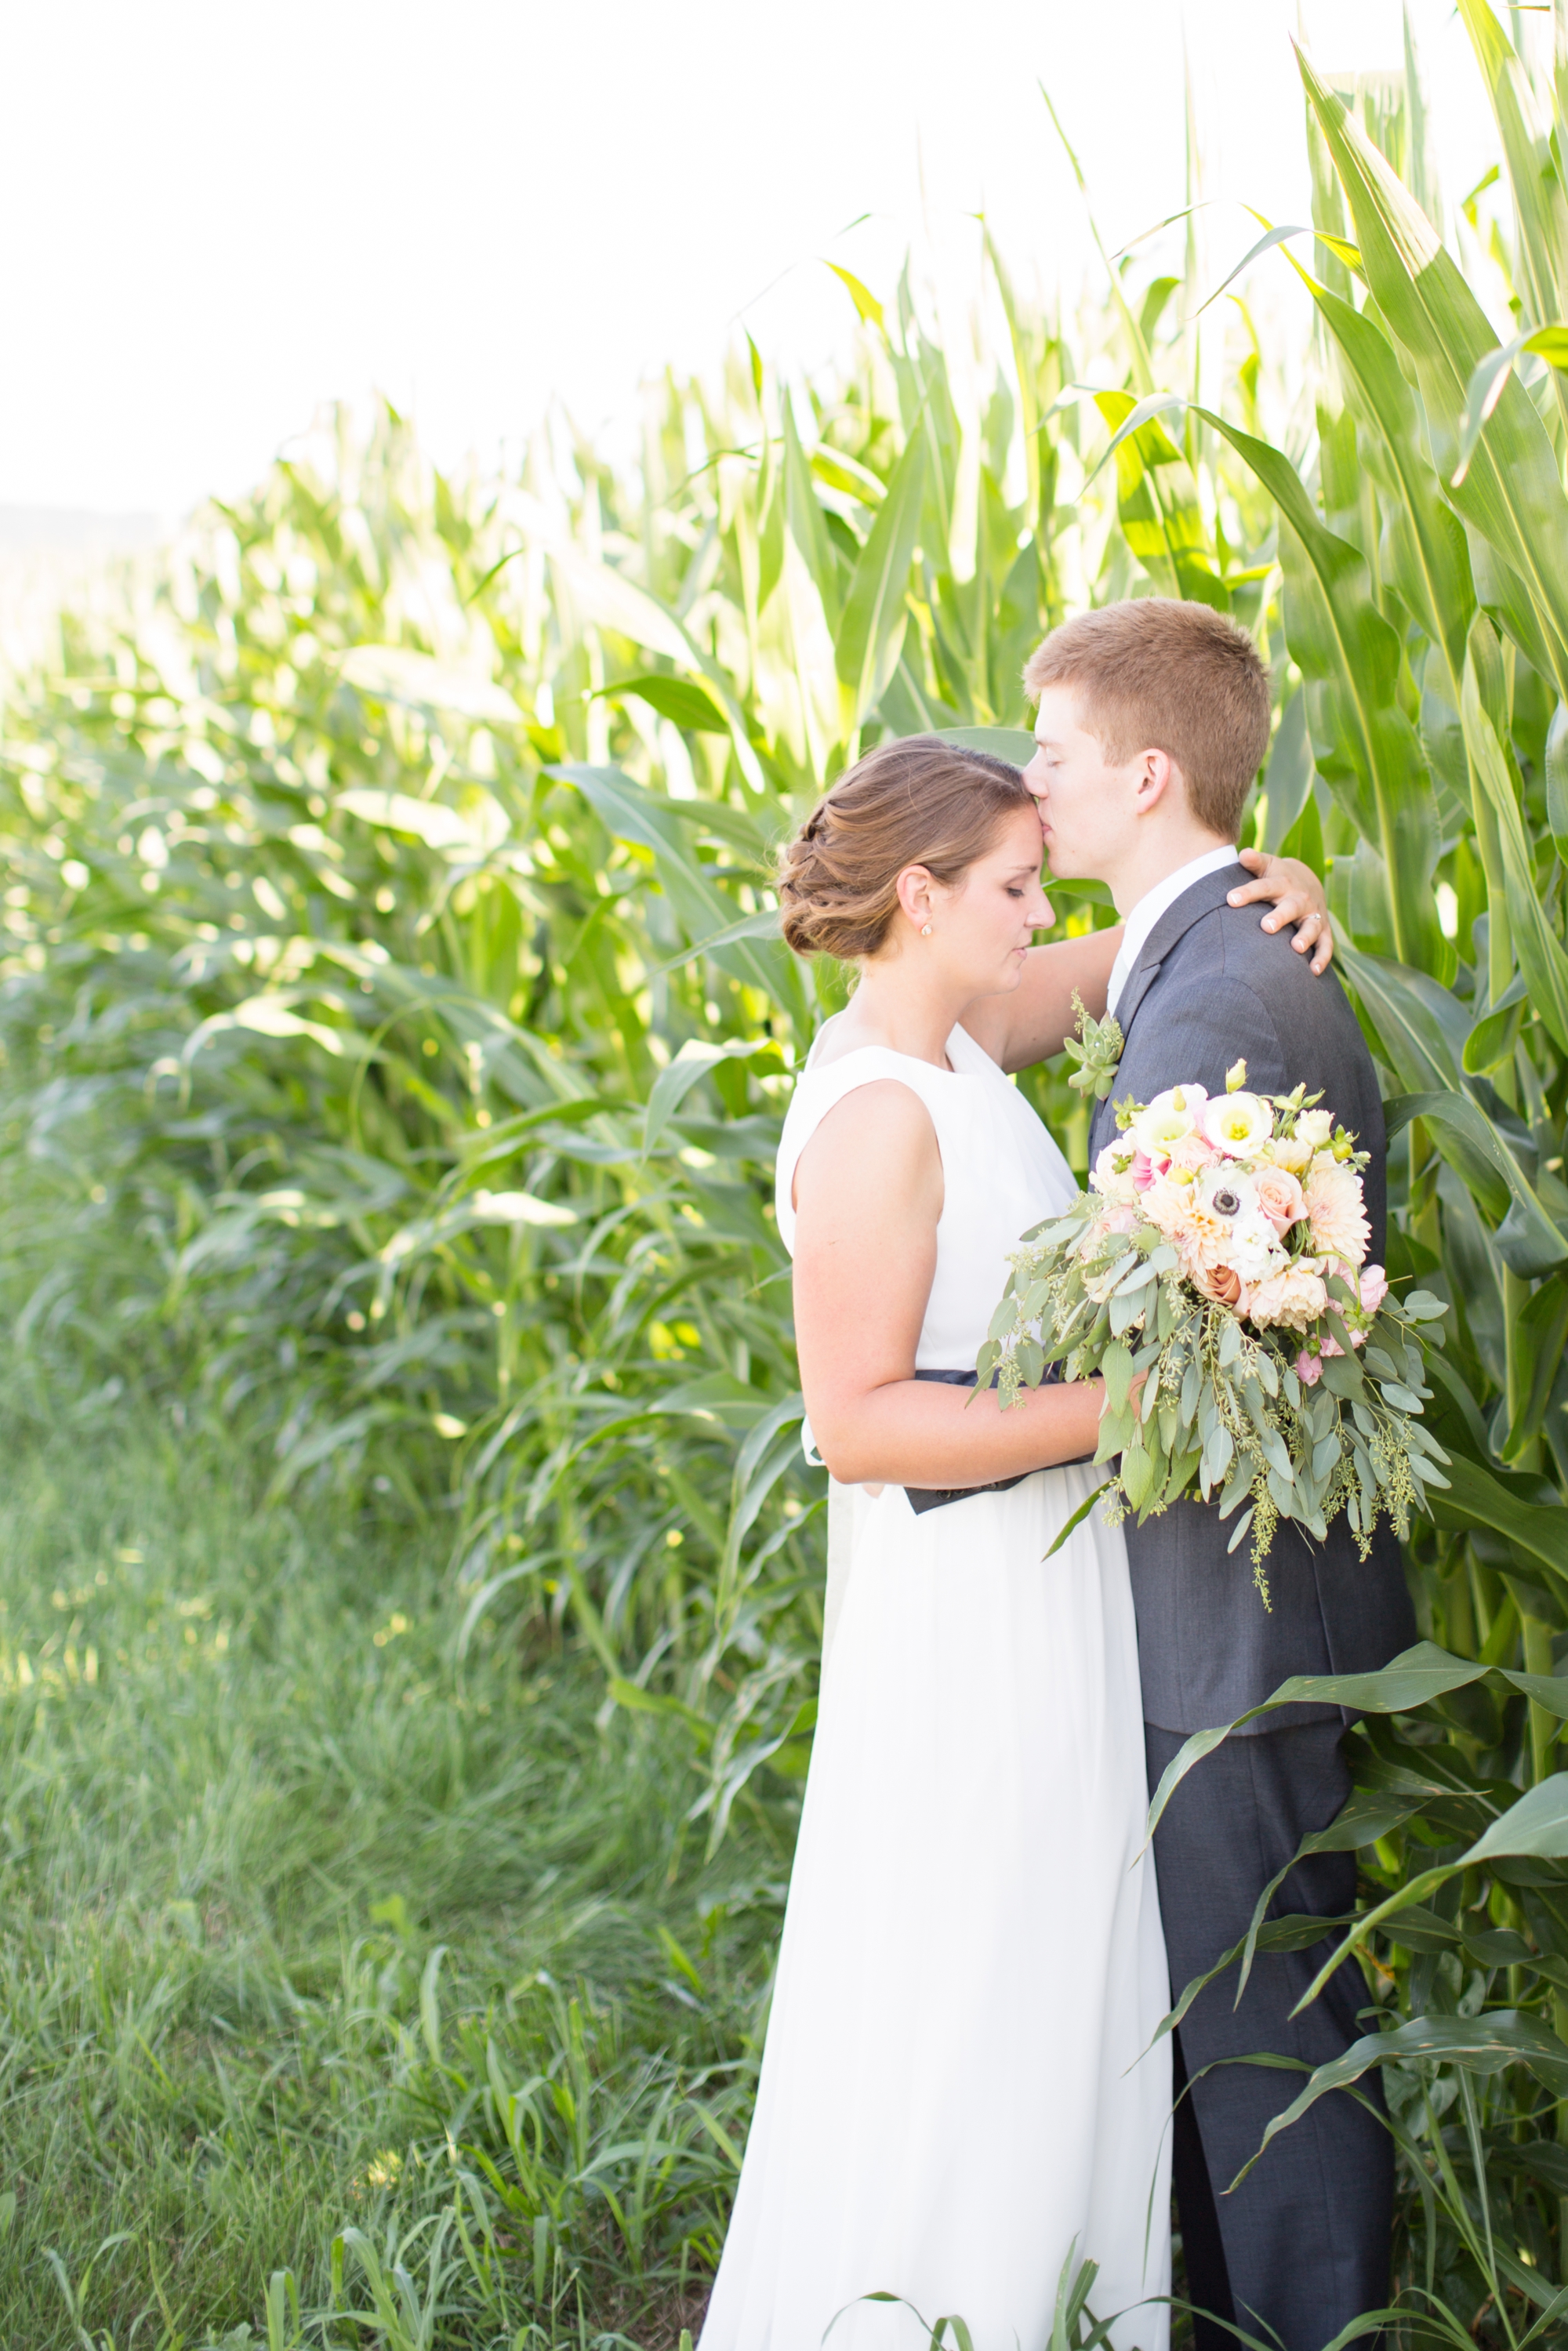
top-left (1166, 1130), bottom-right (1219, 1176)
top-left (1253, 1166), bottom-right (1306, 1238)
top-left (1194, 1261), bottom-right (1243, 1307)
top-left (1131, 1150), bottom-right (1155, 1192)
top-left (1295, 1349), bottom-right (1323, 1387)
top-left (1359, 1264), bottom-right (1388, 1315)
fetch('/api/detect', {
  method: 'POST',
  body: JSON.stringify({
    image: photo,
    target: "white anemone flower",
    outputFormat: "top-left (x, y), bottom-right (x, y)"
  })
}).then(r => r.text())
top-left (1201, 1090), bottom-right (1274, 1156)
top-left (1196, 1165), bottom-right (1259, 1223)
top-left (1132, 1083), bottom-right (1209, 1159)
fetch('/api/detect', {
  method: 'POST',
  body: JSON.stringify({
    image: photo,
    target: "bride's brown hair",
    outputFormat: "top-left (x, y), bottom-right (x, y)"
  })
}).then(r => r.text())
top-left (779, 735), bottom-right (1033, 961)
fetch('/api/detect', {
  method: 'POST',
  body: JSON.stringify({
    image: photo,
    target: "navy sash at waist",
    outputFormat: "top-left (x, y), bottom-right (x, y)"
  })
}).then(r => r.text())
top-left (903, 1366), bottom-right (1094, 1515)
top-left (904, 1367), bottom-right (1031, 1517)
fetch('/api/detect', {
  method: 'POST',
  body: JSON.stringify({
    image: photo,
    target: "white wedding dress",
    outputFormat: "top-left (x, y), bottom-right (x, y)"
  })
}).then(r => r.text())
top-left (699, 1023), bottom-right (1171, 2351)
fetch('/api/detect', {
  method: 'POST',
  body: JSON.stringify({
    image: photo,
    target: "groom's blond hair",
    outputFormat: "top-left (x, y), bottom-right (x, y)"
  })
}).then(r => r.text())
top-left (1023, 599), bottom-right (1270, 840)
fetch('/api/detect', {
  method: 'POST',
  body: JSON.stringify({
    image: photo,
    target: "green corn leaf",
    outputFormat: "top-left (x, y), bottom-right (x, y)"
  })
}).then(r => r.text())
top-left (834, 428), bottom-right (927, 741)
top-left (1192, 405), bottom-right (1443, 971)
top-left (1464, 972), bottom-right (1530, 1076)
top-left (1456, 0), bottom-right (1568, 343)
top-left (648, 908), bottom-right (783, 980)
top-left (1294, 1776), bottom-right (1568, 2019)
top-left (1545, 699), bottom-right (1568, 860)
top-left (810, 445), bottom-right (887, 509)
top-left (1233, 1785), bottom-right (1433, 2005)
top-left (1451, 326), bottom-right (1568, 488)
top-left (642, 1039), bottom-right (778, 1158)
top-left (545, 540), bottom-right (768, 789)
top-left (932, 725), bottom-right (1038, 766)
top-left (1500, 1276), bottom-right (1568, 1463)
top-left (593, 675), bottom-right (731, 733)
top-left (336, 644), bottom-right (522, 725)
top-left (1461, 636), bottom-right (1568, 1053)
top-left (1145, 1642), bottom-right (1492, 1843)
top-left (1292, 274), bottom-right (1475, 689)
top-left (1384, 1091), bottom-right (1566, 1275)
top-left (552, 764), bottom-right (803, 1018)
top-left (823, 262), bottom-right (885, 332)
top-left (1334, 940), bottom-right (1468, 1091)
top-left (1259, 689), bottom-right (1316, 853)
top-left (1498, 1666), bottom-right (1568, 1719)
top-left (1430, 1451), bottom-right (1568, 1587)
top-left (1300, 48), bottom-right (1568, 699)
top-left (1092, 390), bottom-right (1228, 611)
top-left (782, 397), bottom-right (843, 636)
top-left (1232, 2010), bottom-right (1568, 2193)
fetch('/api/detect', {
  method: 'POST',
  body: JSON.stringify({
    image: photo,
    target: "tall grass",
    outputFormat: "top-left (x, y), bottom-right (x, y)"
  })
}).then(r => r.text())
top-left (0, 1382), bottom-right (786, 2348)
top-left (5, 13), bottom-right (1568, 2341)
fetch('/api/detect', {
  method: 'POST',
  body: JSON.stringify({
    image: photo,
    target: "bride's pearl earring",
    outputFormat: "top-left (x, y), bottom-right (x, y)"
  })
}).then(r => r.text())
top-left (920, 923), bottom-right (933, 937)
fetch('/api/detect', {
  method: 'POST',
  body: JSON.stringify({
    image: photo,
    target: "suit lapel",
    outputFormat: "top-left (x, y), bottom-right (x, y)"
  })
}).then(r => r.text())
top-left (1088, 862), bottom-right (1250, 1166)
top-left (1112, 862), bottom-right (1250, 1049)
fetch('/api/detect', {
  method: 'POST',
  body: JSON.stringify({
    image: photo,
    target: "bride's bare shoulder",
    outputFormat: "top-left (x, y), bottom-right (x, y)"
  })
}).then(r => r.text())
top-left (791, 1078), bottom-right (940, 1215)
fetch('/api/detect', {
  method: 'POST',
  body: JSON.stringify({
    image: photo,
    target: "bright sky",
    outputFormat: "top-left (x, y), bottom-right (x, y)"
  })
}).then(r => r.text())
top-left (0, 0), bottom-right (1507, 521)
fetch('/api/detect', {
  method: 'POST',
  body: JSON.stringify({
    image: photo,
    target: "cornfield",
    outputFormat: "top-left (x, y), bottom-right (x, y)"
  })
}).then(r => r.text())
top-left (4, 11), bottom-right (1568, 2342)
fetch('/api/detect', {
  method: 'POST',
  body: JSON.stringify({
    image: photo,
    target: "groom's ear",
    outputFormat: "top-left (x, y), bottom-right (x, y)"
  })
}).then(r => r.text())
top-left (1131, 748), bottom-right (1178, 811)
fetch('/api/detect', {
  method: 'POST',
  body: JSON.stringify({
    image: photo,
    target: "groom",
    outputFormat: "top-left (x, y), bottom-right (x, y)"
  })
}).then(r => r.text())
top-left (1022, 600), bottom-right (1414, 2350)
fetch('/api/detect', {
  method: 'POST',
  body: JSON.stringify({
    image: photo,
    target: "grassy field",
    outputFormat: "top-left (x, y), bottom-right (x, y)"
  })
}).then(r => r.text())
top-left (0, 1380), bottom-right (785, 2348)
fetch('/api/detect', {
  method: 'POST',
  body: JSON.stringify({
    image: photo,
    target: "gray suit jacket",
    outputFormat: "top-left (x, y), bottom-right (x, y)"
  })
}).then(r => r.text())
top-left (1087, 863), bottom-right (1415, 1735)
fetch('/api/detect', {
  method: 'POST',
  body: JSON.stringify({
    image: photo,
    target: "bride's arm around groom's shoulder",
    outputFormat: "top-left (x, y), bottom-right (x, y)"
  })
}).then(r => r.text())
top-left (960, 847), bottom-right (1337, 1075)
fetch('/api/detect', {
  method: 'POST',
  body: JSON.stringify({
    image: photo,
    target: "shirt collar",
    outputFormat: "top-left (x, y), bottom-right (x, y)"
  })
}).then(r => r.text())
top-left (1105, 844), bottom-right (1241, 1018)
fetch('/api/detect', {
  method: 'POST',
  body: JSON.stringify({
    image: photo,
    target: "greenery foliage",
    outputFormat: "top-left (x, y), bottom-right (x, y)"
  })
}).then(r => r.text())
top-left (5, 11), bottom-right (1568, 2340)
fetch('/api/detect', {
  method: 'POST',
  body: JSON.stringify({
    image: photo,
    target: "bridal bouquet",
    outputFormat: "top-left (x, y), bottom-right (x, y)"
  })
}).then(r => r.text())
top-left (976, 1063), bottom-right (1450, 1601)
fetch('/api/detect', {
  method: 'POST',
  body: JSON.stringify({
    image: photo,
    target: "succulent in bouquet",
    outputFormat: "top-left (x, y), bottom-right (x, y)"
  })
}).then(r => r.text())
top-left (976, 1060), bottom-right (1450, 1604)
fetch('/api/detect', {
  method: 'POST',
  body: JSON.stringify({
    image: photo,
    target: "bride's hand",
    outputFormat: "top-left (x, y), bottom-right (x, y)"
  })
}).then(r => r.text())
top-left (1226, 848), bottom-right (1334, 974)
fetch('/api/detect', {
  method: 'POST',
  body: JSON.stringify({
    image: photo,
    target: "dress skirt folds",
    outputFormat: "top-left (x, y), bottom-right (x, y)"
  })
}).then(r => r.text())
top-left (698, 1463), bottom-right (1171, 2350)
top-left (699, 1022), bottom-right (1171, 2349)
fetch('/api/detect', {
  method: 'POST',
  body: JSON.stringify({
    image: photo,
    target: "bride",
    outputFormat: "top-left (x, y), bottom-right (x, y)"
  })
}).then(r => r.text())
top-left (697, 736), bottom-right (1333, 2351)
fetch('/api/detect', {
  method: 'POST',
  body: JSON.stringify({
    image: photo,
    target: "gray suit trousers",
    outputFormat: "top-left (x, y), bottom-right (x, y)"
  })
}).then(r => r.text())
top-left (1145, 1721), bottom-right (1393, 2350)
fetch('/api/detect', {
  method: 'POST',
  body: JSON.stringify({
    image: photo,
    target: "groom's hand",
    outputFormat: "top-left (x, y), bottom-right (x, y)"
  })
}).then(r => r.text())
top-left (1227, 848), bottom-right (1334, 974)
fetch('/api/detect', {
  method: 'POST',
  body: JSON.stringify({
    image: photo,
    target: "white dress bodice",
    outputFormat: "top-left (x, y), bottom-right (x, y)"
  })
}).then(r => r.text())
top-left (774, 1018), bottom-right (1080, 1370)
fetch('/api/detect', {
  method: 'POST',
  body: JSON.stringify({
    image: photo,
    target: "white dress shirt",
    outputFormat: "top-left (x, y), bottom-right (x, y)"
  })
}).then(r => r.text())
top-left (1104, 844), bottom-right (1242, 1020)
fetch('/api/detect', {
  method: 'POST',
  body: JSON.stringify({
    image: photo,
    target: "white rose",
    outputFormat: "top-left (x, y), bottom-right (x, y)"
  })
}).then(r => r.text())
top-left (1226, 1210), bottom-right (1287, 1282)
top-left (1296, 1108), bottom-right (1334, 1148)
top-left (1091, 1139), bottom-right (1140, 1203)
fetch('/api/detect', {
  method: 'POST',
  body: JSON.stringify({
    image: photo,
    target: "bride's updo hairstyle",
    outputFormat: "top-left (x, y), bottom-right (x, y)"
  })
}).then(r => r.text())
top-left (779, 735), bottom-right (1032, 961)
